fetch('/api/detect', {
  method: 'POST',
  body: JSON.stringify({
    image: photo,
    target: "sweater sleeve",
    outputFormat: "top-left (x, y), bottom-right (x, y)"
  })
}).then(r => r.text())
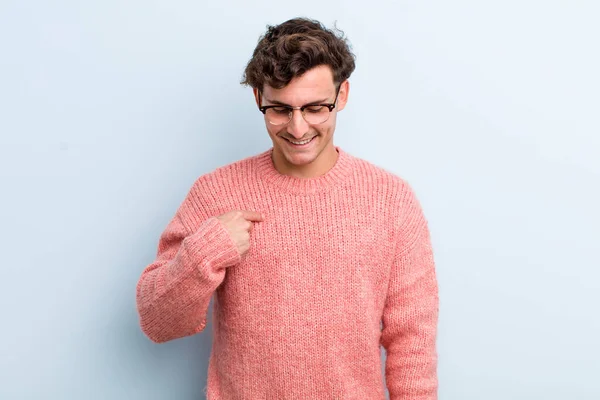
top-left (135, 207), bottom-right (242, 343)
top-left (381, 184), bottom-right (439, 400)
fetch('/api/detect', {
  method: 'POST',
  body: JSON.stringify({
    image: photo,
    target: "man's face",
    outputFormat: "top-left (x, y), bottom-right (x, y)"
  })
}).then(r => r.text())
top-left (253, 65), bottom-right (349, 176)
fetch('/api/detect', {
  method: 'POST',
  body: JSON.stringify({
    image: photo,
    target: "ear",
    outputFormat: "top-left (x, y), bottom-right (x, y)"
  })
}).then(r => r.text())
top-left (253, 87), bottom-right (261, 109)
top-left (335, 80), bottom-right (350, 112)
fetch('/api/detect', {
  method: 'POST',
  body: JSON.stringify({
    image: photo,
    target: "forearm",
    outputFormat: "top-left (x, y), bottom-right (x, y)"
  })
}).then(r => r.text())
top-left (136, 216), bottom-right (240, 343)
top-left (382, 254), bottom-right (438, 399)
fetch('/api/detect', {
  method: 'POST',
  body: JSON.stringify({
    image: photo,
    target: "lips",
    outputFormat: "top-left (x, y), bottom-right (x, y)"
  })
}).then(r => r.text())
top-left (284, 136), bottom-right (316, 145)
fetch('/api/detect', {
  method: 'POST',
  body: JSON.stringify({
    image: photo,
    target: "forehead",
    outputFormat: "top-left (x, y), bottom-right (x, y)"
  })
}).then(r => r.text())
top-left (262, 65), bottom-right (336, 104)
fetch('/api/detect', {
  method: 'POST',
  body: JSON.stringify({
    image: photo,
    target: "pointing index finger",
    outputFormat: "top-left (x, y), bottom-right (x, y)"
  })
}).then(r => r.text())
top-left (241, 210), bottom-right (264, 222)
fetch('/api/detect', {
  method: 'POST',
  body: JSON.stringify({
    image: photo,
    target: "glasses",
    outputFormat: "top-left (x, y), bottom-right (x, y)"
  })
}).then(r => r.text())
top-left (258, 86), bottom-right (341, 126)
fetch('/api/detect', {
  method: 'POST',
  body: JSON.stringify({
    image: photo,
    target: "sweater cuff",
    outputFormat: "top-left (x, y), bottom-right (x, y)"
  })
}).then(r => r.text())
top-left (181, 216), bottom-right (242, 272)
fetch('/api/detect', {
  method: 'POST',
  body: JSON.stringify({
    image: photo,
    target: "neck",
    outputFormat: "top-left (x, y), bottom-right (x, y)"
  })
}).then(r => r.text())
top-left (272, 145), bottom-right (339, 179)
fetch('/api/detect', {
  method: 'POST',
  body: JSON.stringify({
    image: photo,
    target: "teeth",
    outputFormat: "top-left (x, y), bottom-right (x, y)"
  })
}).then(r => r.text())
top-left (289, 137), bottom-right (313, 145)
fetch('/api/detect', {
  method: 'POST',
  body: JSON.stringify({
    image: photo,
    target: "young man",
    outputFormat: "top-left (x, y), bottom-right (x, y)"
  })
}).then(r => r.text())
top-left (136, 17), bottom-right (439, 400)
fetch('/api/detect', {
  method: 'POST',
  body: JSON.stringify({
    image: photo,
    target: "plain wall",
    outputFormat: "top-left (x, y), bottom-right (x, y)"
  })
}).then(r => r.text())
top-left (1, 1), bottom-right (599, 399)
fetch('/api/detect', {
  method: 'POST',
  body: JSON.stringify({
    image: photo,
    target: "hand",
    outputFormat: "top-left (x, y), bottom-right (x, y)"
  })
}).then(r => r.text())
top-left (216, 210), bottom-right (264, 256)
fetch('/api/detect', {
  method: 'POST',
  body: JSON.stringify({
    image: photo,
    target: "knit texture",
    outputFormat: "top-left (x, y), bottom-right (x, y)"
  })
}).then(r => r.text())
top-left (136, 146), bottom-right (439, 400)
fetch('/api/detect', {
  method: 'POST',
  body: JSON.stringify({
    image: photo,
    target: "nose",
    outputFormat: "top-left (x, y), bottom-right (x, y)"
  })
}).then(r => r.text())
top-left (287, 109), bottom-right (310, 139)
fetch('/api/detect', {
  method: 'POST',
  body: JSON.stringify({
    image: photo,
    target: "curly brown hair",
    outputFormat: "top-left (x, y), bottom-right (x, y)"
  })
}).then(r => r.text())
top-left (241, 17), bottom-right (356, 91)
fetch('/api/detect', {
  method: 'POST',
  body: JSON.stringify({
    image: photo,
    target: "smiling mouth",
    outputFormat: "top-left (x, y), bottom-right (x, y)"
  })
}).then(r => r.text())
top-left (284, 136), bottom-right (317, 145)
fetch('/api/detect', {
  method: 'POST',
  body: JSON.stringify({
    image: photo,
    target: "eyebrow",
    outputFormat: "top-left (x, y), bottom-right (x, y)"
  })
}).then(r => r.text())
top-left (263, 97), bottom-right (330, 107)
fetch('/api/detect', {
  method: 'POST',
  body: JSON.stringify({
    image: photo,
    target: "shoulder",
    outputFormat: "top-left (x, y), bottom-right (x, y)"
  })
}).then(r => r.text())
top-left (194, 151), bottom-right (261, 188)
top-left (175, 150), bottom-right (266, 227)
top-left (343, 148), bottom-right (415, 198)
top-left (343, 149), bottom-right (427, 230)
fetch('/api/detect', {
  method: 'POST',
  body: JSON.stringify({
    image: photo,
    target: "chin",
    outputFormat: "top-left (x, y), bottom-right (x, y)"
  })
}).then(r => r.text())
top-left (286, 153), bottom-right (317, 166)
top-left (271, 133), bottom-right (332, 167)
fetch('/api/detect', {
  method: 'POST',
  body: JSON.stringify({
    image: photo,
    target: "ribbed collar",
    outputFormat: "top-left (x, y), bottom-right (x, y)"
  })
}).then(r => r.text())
top-left (254, 145), bottom-right (354, 195)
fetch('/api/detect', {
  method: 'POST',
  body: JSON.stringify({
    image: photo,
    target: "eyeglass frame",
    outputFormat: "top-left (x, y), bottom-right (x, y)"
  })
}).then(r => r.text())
top-left (257, 84), bottom-right (342, 125)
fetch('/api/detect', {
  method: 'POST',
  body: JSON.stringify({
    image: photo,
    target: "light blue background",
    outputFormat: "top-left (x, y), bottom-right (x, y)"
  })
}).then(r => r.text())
top-left (1, 1), bottom-right (599, 399)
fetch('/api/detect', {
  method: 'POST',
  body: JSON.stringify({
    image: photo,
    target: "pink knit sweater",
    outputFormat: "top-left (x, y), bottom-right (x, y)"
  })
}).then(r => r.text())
top-left (136, 146), bottom-right (439, 400)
